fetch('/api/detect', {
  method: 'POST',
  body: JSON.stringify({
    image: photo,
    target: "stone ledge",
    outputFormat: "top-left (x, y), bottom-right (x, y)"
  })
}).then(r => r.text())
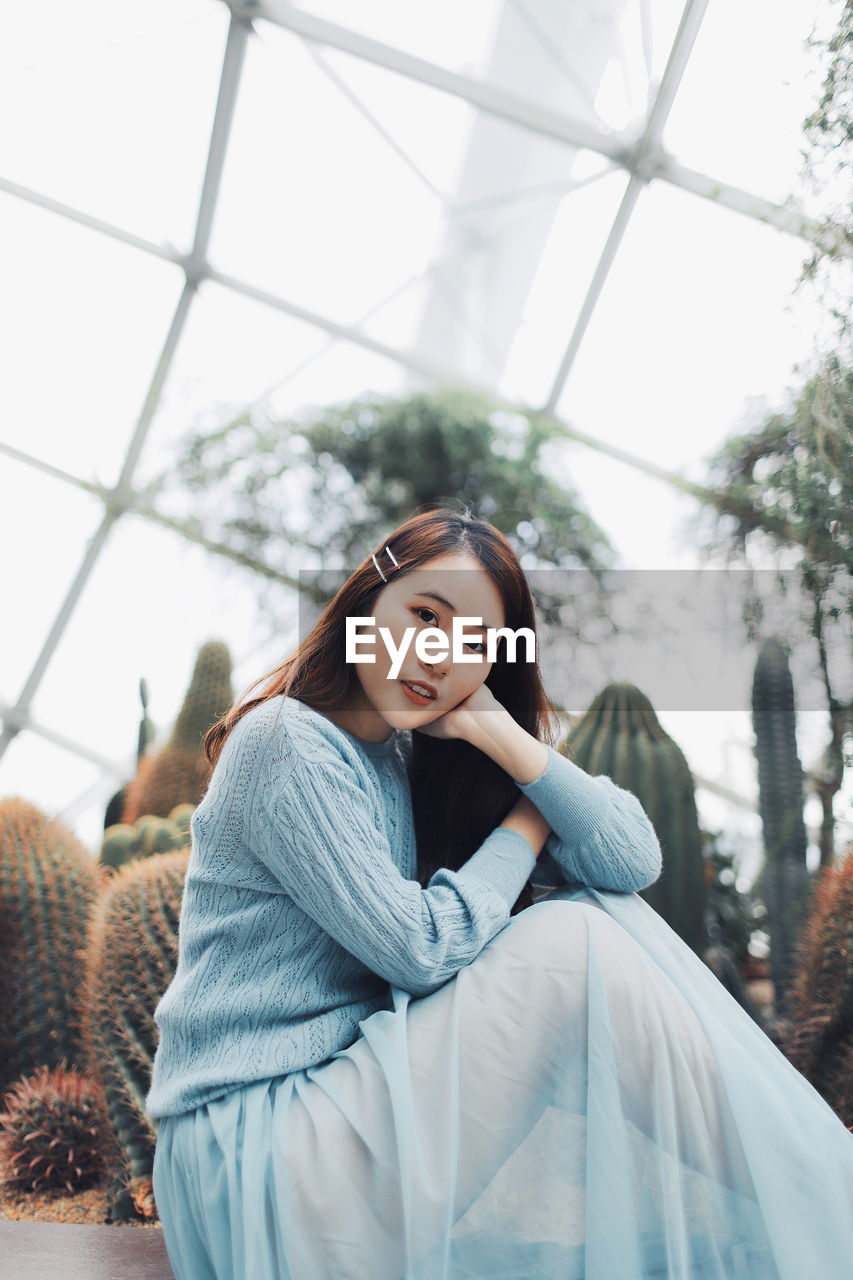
top-left (0, 1220), bottom-right (175, 1279)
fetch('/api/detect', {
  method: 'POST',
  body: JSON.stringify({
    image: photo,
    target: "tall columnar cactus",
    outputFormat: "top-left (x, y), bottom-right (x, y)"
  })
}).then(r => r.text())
top-left (0, 798), bottom-right (104, 1092)
top-left (81, 849), bottom-right (188, 1222)
top-left (122, 641), bottom-right (233, 824)
top-left (105, 677), bottom-right (156, 830)
top-left (751, 637), bottom-right (813, 1020)
top-left (780, 851), bottom-right (853, 1126)
top-left (566, 683), bottom-right (707, 956)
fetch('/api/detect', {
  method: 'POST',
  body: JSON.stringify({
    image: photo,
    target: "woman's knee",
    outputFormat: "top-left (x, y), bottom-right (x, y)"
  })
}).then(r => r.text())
top-left (502, 896), bottom-right (598, 965)
top-left (512, 897), bottom-right (643, 991)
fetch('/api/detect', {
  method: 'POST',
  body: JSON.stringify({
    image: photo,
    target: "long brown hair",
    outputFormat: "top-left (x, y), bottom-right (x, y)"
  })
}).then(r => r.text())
top-left (203, 505), bottom-right (563, 916)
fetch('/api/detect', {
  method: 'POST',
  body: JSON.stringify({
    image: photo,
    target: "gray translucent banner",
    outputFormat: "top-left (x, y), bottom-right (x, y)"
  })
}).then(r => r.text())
top-left (296, 566), bottom-right (851, 714)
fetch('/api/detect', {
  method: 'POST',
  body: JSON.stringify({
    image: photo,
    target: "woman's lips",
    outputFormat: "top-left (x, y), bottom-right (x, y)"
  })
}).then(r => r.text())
top-left (400, 680), bottom-right (436, 706)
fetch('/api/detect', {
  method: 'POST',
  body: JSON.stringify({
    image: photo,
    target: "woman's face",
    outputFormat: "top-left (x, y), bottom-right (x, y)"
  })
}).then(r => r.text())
top-left (341, 550), bottom-right (507, 741)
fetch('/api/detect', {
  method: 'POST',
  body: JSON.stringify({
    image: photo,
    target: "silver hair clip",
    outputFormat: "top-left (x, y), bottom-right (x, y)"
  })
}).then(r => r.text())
top-left (371, 544), bottom-right (399, 583)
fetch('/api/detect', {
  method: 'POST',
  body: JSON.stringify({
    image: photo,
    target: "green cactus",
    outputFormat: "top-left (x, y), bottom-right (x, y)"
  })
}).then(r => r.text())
top-left (81, 849), bottom-right (188, 1222)
top-left (122, 642), bottom-right (233, 824)
top-left (565, 683), bottom-right (708, 956)
top-left (99, 813), bottom-right (189, 871)
top-left (104, 677), bottom-right (156, 830)
top-left (138, 816), bottom-right (185, 857)
top-left (0, 798), bottom-right (104, 1092)
top-left (751, 637), bottom-right (813, 1019)
top-left (168, 803), bottom-right (196, 838)
top-left (99, 824), bottom-right (143, 871)
top-left (0, 1063), bottom-right (110, 1193)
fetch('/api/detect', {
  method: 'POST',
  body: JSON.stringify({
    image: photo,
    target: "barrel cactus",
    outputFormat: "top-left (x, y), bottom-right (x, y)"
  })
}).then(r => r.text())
top-left (122, 641), bottom-right (233, 823)
top-left (780, 850), bottom-right (853, 1127)
top-left (0, 1063), bottom-right (110, 1193)
top-left (99, 824), bottom-right (143, 871)
top-left (0, 798), bottom-right (105, 1092)
top-left (100, 807), bottom-right (193, 871)
top-left (81, 849), bottom-right (188, 1221)
top-left (565, 683), bottom-right (707, 955)
top-left (751, 636), bottom-right (813, 1019)
top-left (168, 803), bottom-right (196, 839)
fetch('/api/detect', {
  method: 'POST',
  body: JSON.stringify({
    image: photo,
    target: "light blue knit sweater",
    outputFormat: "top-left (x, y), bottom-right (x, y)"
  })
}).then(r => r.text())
top-left (146, 695), bottom-right (662, 1119)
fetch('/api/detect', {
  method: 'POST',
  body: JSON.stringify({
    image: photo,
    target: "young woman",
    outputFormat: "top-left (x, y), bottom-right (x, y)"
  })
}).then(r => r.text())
top-left (148, 507), bottom-right (853, 1279)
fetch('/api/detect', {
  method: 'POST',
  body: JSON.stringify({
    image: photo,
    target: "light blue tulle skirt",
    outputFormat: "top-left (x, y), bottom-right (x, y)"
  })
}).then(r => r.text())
top-left (152, 885), bottom-right (853, 1279)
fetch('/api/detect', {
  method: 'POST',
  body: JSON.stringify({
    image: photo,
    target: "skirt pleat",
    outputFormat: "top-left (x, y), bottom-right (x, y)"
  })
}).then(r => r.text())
top-left (152, 885), bottom-right (853, 1279)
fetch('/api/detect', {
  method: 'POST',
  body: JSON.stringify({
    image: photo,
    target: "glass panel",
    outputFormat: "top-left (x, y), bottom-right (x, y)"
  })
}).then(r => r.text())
top-left (500, 164), bottom-right (631, 404)
top-left (0, 458), bottom-right (106, 697)
top-left (663, 0), bottom-right (822, 208)
top-left (0, 730), bottom-right (110, 858)
top-left (0, 0), bottom-right (228, 248)
top-left (289, 0), bottom-right (685, 135)
top-left (29, 514), bottom-right (301, 765)
top-left (208, 19), bottom-right (471, 319)
top-left (0, 193), bottom-right (185, 483)
top-left (543, 179), bottom-right (825, 567)
top-left (135, 276), bottom-right (409, 494)
top-left (555, 178), bottom-right (825, 473)
top-left (284, 0), bottom-right (505, 79)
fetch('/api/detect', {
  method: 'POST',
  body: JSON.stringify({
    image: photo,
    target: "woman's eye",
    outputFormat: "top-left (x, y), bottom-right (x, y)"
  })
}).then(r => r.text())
top-left (412, 608), bottom-right (485, 654)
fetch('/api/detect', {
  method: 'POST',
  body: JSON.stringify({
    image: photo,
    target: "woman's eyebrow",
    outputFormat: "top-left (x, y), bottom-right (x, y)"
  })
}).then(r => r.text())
top-left (413, 591), bottom-right (498, 633)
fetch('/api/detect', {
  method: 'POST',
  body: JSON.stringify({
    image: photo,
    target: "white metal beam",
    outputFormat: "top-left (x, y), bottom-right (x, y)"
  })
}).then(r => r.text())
top-left (233, 0), bottom-right (626, 157)
top-left (235, 0), bottom-right (847, 255)
top-left (0, 703), bottom-right (133, 776)
top-left (543, 0), bottom-right (710, 413)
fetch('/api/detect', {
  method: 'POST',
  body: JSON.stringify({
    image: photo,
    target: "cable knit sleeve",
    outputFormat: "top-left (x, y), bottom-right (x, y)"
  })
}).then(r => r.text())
top-left (520, 745), bottom-right (662, 894)
top-left (254, 733), bottom-right (537, 999)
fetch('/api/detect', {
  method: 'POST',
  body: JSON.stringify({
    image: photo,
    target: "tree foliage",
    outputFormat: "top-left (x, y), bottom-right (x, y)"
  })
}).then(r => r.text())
top-left (794, 0), bottom-right (852, 347)
top-left (689, 355), bottom-right (852, 866)
top-left (164, 386), bottom-right (628, 671)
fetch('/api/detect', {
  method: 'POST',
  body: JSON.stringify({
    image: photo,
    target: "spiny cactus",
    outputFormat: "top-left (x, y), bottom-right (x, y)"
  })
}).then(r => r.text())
top-left (168, 803), bottom-right (195, 839)
top-left (138, 816), bottom-right (187, 857)
top-left (565, 683), bottom-right (707, 955)
top-left (0, 798), bottom-right (105, 1092)
top-left (122, 642), bottom-right (233, 824)
top-left (752, 636), bottom-right (813, 1019)
top-left (104, 787), bottom-right (128, 831)
top-left (0, 1063), bottom-right (110, 1193)
top-left (781, 850), bottom-right (853, 1127)
top-left (99, 812), bottom-right (190, 872)
top-left (99, 824), bottom-right (143, 871)
top-left (81, 849), bottom-right (188, 1221)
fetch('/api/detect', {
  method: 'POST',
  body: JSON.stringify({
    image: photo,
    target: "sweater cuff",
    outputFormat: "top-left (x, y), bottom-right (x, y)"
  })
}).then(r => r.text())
top-left (516, 744), bottom-right (602, 837)
top-left (453, 826), bottom-right (537, 911)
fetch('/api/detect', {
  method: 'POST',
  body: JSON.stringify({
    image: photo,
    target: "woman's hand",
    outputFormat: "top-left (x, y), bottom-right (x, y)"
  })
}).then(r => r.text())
top-left (412, 682), bottom-right (504, 744)
top-left (414, 683), bottom-right (550, 789)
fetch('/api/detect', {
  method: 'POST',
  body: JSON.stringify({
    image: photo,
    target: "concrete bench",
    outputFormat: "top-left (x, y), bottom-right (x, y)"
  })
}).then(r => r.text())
top-left (0, 1221), bottom-right (175, 1279)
